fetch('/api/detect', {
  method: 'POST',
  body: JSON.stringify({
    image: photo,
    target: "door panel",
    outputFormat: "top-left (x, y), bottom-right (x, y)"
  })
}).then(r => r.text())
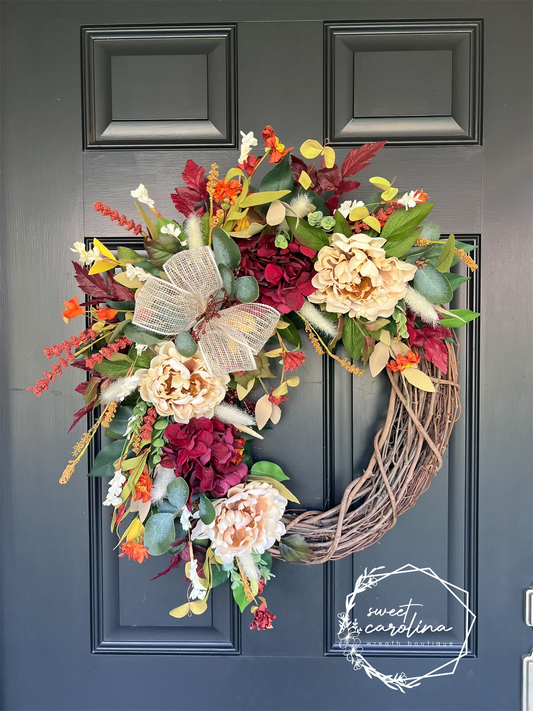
top-left (1, 2), bottom-right (532, 710)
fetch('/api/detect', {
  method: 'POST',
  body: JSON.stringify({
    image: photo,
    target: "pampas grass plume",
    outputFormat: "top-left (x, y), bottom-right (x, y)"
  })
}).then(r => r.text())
top-left (214, 402), bottom-right (256, 428)
top-left (299, 300), bottom-right (339, 338)
top-left (184, 215), bottom-right (205, 249)
top-left (404, 286), bottom-right (439, 326)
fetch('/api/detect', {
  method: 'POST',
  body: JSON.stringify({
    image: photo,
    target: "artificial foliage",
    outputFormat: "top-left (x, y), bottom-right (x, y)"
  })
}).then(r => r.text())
top-left (30, 126), bottom-right (479, 629)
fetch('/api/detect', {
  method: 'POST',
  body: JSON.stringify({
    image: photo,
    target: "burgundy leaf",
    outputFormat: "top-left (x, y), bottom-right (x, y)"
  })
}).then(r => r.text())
top-left (182, 159), bottom-right (207, 193)
top-left (424, 338), bottom-right (448, 373)
top-left (151, 554), bottom-right (182, 581)
top-left (290, 155), bottom-right (319, 190)
top-left (407, 321), bottom-right (426, 348)
top-left (151, 544), bottom-right (207, 581)
top-left (68, 401), bottom-right (94, 433)
top-left (317, 165), bottom-right (341, 192)
top-left (336, 179), bottom-right (361, 197)
top-left (171, 186), bottom-right (202, 217)
top-left (71, 360), bottom-right (91, 371)
top-left (72, 262), bottom-right (109, 300)
top-left (421, 324), bottom-right (452, 341)
top-left (325, 195), bottom-right (339, 214)
top-left (75, 381), bottom-right (89, 395)
top-left (341, 141), bottom-right (387, 178)
top-left (107, 278), bottom-right (135, 302)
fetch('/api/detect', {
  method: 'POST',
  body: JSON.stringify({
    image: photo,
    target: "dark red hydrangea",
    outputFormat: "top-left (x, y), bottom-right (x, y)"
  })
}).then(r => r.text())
top-left (161, 417), bottom-right (248, 498)
top-left (238, 234), bottom-right (317, 314)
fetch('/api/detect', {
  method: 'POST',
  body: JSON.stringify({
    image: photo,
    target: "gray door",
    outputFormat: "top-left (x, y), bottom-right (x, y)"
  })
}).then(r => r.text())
top-left (1, 2), bottom-right (532, 710)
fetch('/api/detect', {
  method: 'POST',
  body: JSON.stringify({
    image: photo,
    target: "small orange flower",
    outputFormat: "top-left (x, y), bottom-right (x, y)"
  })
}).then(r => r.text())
top-left (119, 540), bottom-right (149, 564)
top-left (95, 307), bottom-right (118, 321)
top-left (62, 296), bottom-right (84, 322)
top-left (134, 471), bottom-right (152, 503)
top-left (416, 189), bottom-right (430, 203)
top-left (262, 125), bottom-right (292, 164)
top-left (213, 178), bottom-right (242, 205)
top-left (386, 349), bottom-right (422, 372)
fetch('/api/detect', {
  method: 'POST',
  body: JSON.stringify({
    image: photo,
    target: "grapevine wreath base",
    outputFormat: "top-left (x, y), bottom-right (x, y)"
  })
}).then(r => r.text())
top-left (29, 125), bottom-right (477, 630)
top-left (271, 343), bottom-right (460, 563)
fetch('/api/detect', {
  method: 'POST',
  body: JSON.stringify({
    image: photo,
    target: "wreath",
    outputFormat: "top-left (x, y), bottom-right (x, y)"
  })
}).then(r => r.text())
top-left (30, 126), bottom-right (479, 630)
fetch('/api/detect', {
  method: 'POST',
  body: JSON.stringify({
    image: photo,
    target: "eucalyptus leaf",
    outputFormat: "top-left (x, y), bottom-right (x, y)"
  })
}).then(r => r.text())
top-left (234, 276), bottom-right (259, 303)
top-left (199, 493), bottom-right (216, 525)
top-left (124, 322), bottom-right (164, 345)
top-left (279, 533), bottom-right (311, 562)
top-left (219, 263), bottom-right (235, 299)
top-left (413, 267), bottom-right (453, 305)
top-left (419, 221), bottom-right (441, 241)
top-left (105, 299), bottom-right (135, 312)
top-left (143, 513), bottom-right (176, 556)
top-left (166, 477), bottom-right (190, 511)
top-left (444, 273), bottom-right (470, 292)
top-left (88, 439), bottom-right (125, 477)
top-left (212, 227), bottom-right (241, 270)
top-left (174, 331), bottom-right (198, 358)
top-left (108, 405), bottom-right (134, 437)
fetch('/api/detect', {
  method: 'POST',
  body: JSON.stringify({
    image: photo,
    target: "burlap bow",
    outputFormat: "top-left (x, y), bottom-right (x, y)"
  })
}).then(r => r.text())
top-left (132, 246), bottom-right (280, 377)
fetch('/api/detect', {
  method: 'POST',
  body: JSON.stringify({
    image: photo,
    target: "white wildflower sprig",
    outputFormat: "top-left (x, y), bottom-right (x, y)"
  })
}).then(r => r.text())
top-left (404, 285), bottom-right (439, 326)
top-left (188, 557), bottom-right (207, 601)
top-left (299, 300), bottom-right (339, 339)
top-left (397, 190), bottom-right (425, 211)
top-left (180, 507), bottom-right (192, 532)
top-left (103, 468), bottom-right (126, 507)
top-left (99, 373), bottom-right (142, 406)
top-left (71, 241), bottom-right (101, 266)
top-left (131, 183), bottom-right (154, 208)
top-left (160, 222), bottom-right (184, 241)
top-left (338, 200), bottom-right (365, 219)
top-left (125, 263), bottom-right (150, 282)
top-left (239, 130), bottom-right (258, 163)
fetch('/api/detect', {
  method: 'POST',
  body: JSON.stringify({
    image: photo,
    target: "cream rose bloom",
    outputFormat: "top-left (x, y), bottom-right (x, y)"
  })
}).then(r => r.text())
top-left (191, 482), bottom-right (287, 564)
top-left (308, 232), bottom-right (417, 322)
top-left (136, 341), bottom-right (228, 423)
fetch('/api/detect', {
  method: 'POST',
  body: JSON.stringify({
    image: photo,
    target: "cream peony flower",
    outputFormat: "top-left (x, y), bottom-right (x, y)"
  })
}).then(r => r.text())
top-left (136, 341), bottom-right (228, 423)
top-left (191, 482), bottom-right (287, 564)
top-left (308, 232), bottom-right (416, 322)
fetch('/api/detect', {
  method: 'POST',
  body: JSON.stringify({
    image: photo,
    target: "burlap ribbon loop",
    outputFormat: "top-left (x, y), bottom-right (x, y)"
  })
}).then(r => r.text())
top-left (132, 246), bottom-right (280, 377)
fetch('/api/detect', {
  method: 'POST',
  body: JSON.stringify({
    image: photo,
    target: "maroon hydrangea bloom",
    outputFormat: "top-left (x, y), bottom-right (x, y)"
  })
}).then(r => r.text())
top-left (238, 234), bottom-right (317, 314)
top-left (161, 417), bottom-right (248, 498)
